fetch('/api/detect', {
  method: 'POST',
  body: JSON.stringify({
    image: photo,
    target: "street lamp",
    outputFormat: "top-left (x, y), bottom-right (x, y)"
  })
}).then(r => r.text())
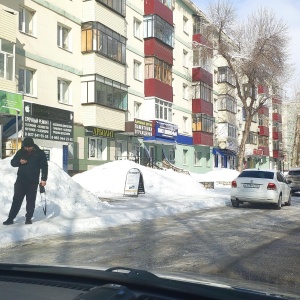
top-left (1, 106), bottom-right (21, 152)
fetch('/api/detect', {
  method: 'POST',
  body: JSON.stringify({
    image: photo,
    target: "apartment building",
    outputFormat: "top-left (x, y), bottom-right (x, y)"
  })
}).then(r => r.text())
top-left (0, 0), bottom-right (82, 170)
top-left (0, 0), bottom-right (284, 174)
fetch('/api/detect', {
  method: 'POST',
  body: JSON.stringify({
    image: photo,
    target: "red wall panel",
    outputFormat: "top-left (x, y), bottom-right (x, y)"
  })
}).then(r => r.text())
top-left (144, 39), bottom-right (173, 65)
top-left (258, 126), bottom-right (269, 136)
top-left (192, 99), bottom-right (213, 116)
top-left (144, 0), bottom-right (173, 25)
top-left (192, 67), bottom-right (213, 87)
top-left (193, 132), bottom-right (213, 146)
top-left (144, 78), bottom-right (173, 101)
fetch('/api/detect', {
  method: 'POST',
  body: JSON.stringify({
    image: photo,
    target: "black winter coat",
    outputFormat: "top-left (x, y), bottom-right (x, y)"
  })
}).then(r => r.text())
top-left (11, 144), bottom-right (48, 184)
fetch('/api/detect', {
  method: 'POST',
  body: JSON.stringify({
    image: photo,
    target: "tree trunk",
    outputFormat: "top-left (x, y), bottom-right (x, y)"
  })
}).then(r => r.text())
top-left (237, 116), bottom-right (252, 172)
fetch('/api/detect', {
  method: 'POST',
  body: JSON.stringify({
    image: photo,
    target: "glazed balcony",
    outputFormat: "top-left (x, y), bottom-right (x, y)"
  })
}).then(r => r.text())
top-left (144, 0), bottom-right (173, 25)
top-left (144, 39), bottom-right (173, 65)
top-left (258, 126), bottom-right (269, 137)
top-left (144, 78), bottom-right (173, 102)
top-left (192, 98), bottom-right (213, 116)
top-left (193, 131), bottom-right (213, 146)
top-left (192, 67), bottom-right (213, 87)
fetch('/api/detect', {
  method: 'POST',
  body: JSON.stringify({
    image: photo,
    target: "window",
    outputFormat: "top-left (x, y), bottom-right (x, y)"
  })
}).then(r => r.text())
top-left (193, 47), bottom-right (212, 72)
top-left (169, 148), bottom-right (175, 163)
top-left (158, 0), bottom-right (172, 9)
top-left (18, 67), bottom-right (34, 95)
top-left (97, 0), bottom-right (126, 16)
top-left (155, 99), bottom-right (172, 122)
top-left (57, 24), bottom-right (71, 50)
top-left (134, 102), bottom-right (141, 118)
top-left (183, 16), bottom-right (189, 34)
top-left (88, 137), bottom-right (107, 160)
top-left (116, 140), bottom-right (127, 159)
top-left (19, 6), bottom-right (35, 35)
top-left (134, 19), bottom-right (142, 39)
top-left (206, 153), bottom-right (210, 167)
top-left (192, 82), bottom-right (212, 102)
top-left (82, 74), bottom-right (128, 111)
top-left (194, 151), bottom-right (202, 166)
top-left (228, 124), bottom-right (237, 138)
top-left (134, 60), bottom-right (142, 81)
top-left (81, 22), bottom-right (126, 64)
top-left (0, 38), bottom-right (14, 81)
top-left (192, 114), bottom-right (214, 133)
top-left (246, 132), bottom-right (257, 144)
top-left (183, 50), bottom-right (188, 68)
top-left (145, 57), bottom-right (172, 86)
top-left (183, 149), bottom-right (188, 165)
top-left (58, 79), bottom-right (71, 104)
top-left (218, 67), bottom-right (236, 86)
top-left (183, 116), bottom-right (188, 133)
top-left (182, 84), bottom-right (188, 100)
top-left (144, 15), bottom-right (174, 48)
top-left (218, 96), bottom-right (237, 113)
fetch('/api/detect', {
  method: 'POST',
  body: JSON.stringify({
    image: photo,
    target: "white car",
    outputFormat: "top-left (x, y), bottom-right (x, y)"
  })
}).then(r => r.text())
top-left (230, 169), bottom-right (291, 209)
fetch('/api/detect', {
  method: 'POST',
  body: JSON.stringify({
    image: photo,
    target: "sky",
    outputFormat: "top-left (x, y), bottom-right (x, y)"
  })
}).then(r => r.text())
top-left (0, 158), bottom-right (239, 248)
top-left (193, 0), bottom-right (300, 95)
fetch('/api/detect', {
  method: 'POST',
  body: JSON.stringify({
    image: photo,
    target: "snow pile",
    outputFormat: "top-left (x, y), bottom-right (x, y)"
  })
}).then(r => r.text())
top-left (0, 158), bottom-right (230, 248)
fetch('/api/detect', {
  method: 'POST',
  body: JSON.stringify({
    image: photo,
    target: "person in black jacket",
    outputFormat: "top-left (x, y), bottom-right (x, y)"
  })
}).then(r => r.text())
top-left (3, 137), bottom-right (48, 225)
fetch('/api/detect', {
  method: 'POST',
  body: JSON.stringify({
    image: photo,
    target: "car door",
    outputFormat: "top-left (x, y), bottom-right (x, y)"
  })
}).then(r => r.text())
top-left (277, 172), bottom-right (288, 202)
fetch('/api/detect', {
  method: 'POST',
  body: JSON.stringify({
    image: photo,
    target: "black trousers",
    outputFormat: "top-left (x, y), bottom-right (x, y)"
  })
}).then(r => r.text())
top-left (8, 181), bottom-right (38, 220)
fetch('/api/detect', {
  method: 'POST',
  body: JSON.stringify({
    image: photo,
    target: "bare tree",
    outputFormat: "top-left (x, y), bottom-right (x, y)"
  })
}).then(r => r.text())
top-left (207, 0), bottom-right (290, 171)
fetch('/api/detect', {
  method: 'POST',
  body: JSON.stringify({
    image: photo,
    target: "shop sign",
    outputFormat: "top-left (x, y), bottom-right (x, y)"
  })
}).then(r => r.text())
top-left (85, 126), bottom-right (115, 138)
top-left (134, 118), bottom-right (152, 136)
top-left (23, 101), bottom-right (73, 142)
top-left (155, 120), bottom-right (178, 140)
top-left (0, 91), bottom-right (23, 116)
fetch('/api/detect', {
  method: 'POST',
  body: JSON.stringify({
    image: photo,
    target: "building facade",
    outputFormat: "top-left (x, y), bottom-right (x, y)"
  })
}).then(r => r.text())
top-left (0, 0), bottom-right (286, 174)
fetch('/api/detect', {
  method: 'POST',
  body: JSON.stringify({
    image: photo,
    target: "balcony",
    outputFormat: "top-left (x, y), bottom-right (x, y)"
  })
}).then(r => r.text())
top-left (273, 131), bottom-right (282, 140)
top-left (258, 106), bottom-right (269, 116)
top-left (272, 97), bottom-right (282, 104)
top-left (144, 39), bottom-right (173, 65)
top-left (144, 0), bottom-right (173, 25)
top-left (258, 126), bottom-right (269, 136)
top-left (193, 34), bottom-right (213, 49)
top-left (192, 67), bottom-right (213, 87)
top-left (193, 131), bottom-right (213, 146)
top-left (257, 85), bottom-right (269, 95)
top-left (192, 98), bottom-right (213, 116)
top-left (258, 146), bottom-right (269, 156)
top-left (272, 113), bottom-right (282, 122)
top-left (145, 78), bottom-right (173, 102)
top-left (273, 150), bottom-right (282, 159)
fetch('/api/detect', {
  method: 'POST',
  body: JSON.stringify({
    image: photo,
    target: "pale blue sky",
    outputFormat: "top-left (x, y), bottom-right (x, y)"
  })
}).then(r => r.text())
top-left (192, 0), bottom-right (300, 95)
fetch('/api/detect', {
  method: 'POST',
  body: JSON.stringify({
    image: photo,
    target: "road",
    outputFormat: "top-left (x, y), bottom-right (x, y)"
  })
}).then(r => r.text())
top-left (1, 196), bottom-right (300, 290)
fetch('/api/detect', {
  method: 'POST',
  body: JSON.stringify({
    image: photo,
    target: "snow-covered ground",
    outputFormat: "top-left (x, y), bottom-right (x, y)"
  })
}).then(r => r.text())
top-left (0, 158), bottom-right (239, 248)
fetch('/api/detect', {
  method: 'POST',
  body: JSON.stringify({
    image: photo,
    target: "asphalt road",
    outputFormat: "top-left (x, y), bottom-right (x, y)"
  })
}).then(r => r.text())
top-left (1, 195), bottom-right (300, 290)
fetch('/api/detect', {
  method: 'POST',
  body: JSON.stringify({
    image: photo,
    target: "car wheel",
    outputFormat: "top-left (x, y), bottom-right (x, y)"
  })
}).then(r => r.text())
top-left (275, 194), bottom-right (282, 210)
top-left (286, 193), bottom-right (291, 206)
top-left (231, 199), bottom-right (239, 208)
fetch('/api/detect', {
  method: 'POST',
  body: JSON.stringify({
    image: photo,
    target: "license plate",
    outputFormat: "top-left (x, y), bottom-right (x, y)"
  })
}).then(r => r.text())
top-left (243, 183), bottom-right (260, 188)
